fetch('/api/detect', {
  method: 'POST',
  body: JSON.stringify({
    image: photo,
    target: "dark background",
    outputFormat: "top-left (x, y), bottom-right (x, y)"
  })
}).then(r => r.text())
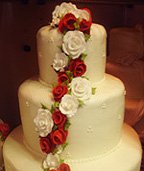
top-left (0, 0), bottom-right (144, 129)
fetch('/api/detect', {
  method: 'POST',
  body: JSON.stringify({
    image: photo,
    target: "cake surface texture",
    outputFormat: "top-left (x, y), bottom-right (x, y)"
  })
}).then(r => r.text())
top-left (3, 2), bottom-right (142, 171)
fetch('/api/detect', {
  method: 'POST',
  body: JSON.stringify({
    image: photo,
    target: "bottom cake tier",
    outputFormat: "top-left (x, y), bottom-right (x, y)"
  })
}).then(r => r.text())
top-left (3, 124), bottom-right (142, 171)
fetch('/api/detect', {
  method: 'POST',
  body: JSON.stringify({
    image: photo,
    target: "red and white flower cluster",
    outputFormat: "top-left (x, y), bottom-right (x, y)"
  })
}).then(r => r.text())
top-left (0, 122), bottom-right (10, 141)
top-left (34, 2), bottom-right (94, 171)
top-left (51, 2), bottom-right (92, 35)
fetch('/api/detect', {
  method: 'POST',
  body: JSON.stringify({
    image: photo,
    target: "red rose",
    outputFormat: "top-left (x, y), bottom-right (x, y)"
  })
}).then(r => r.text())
top-left (59, 13), bottom-right (77, 33)
top-left (50, 129), bottom-right (68, 145)
top-left (40, 137), bottom-right (55, 154)
top-left (52, 110), bottom-right (67, 126)
top-left (57, 116), bottom-right (67, 130)
top-left (69, 58), bottom-right (86, 77)
top-left (79, 8), bottom-right (92, 34)
top-left (52, 84), bottom-right (68, 102)
top-left (58, 163), bottom-right (71, 171)
top-left (80, 19), bottom-right (92, 34)
top-left (0, 123), bottom-right (9, 139)
top-left (58, 72), bottom-right (70, 84)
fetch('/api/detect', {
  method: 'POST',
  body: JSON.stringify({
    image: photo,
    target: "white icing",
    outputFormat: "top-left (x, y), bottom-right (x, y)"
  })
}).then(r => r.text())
top-left (87, 126), bottom-right (93, 134)
top-left (101, 103), bottom-right (107, 109)
top-left (25, 101), bottom-right (30, 107)
top-left (118, 114), bottom-right (122, 120)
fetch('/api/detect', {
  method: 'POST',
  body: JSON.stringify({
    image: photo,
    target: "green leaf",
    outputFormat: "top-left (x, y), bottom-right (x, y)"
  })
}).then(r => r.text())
top-left (74, 22), bottom-right (80, 30)
top-left (68, 88), bottom-right (72, 95)
top-left (64, 120), bottom-right (71, 130)
top-left (85, 34), bottom-right (91, 41)
top-left (50, 102), bottom-right (60, 113)
top-left (52, 83), bottom-right (57, 88)
top-left (60, 158), bottom-right (65, 164)
top-left (78, 99), bottom-right (85, 107)
top-left (44, 169), bottom-right (49, 171)
top-left (81, 53), bottom-right (87, 61)
top-left (54, 102), bottom-right (60, 108)
top-left (50, 105), bottom-right (55, 113)
top-left (0, 133), bottom-right (4, 141)
top-left (66, 70), bottom-right (73, 77)
top-left (81, 75), bottom-right (89, 80)
top-left (62, 80), bottom-right (69, 86)
top-left (53, 124), bottom-right (58, 131)
top-left (41, 103), bottom-right (48, 110)
top-left (92, 87), bottom-right (96, 95)
top-left (62, 142), bottom-right (69, 150)
top-left (65, 70), bottom-right (73, 82)
top-left (52, 147), bottom-right (58, 155)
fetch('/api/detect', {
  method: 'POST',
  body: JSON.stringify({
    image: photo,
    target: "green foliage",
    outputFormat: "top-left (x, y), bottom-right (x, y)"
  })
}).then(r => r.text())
top-left (54, 102), bottom-right (60, 108)
top-left (92, 87), bottom-right (96, 95)
top-left (41, 104), bottom-right (48, 110)
top-left (62, 142), bottom-right (69, 150)
top-left (74, 22), bottom-right (80, 30)
top-left (85, 34), bottom-right (91, 41)
top-left (60, 158), bottom-right (65, 164)
top-left (53, 124), bottom-right (58, 131)
top-left (78, 99), bottom-right (85, 107)
top-left (66, 70), bottom-right (73, 81)
top-left (64, 120), bottom-right (71, 130)
top-left (81, 53), bottom-right (87, 61)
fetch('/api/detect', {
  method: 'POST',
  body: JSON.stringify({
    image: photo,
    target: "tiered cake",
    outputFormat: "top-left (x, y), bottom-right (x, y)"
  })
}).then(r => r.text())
top-left (3, 2), bottom-right (142, 171)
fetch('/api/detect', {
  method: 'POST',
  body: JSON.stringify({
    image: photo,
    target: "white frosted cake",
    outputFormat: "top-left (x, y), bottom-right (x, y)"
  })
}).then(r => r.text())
top-left (3, 2), bottom-right (142, 171)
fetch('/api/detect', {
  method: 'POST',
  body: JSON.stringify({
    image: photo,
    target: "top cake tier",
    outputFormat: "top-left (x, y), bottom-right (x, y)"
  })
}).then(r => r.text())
top-left (37, 24), bottom-right (106, 85)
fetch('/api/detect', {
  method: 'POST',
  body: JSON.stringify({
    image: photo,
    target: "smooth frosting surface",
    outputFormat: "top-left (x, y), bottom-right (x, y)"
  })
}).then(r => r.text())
top-left (3, 124), bottom-right (142, 171)
top-left (18, 74), bottom-right (125, 158)
top-left (37, 24), bottom-right (106, 85)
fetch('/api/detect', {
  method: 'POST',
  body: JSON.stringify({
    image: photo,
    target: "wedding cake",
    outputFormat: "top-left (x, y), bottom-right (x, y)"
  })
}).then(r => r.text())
top-left (3, 2), bottom-right (142, 171)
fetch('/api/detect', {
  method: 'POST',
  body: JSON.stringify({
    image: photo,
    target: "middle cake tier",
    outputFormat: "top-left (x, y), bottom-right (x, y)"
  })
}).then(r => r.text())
top-left (18, 74), bottom-right (125, 160)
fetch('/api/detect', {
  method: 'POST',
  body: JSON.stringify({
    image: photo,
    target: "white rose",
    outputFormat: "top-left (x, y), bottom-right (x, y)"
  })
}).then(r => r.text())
top-left (59, 94), bottom-right (79, 117)
top-left (60, 2), bottom-right (77, 15)
top-left (43, 153), bottom-right (59, 170)
top-left (53, 52), bottom-right (68, 71)
top-left (78, 9), bottom-right (90, 21)
top-left (70, 77), bottom-right (92, 101)
top-left (62, 30), bottom-right (86, 59)
top-left (34, 109), bottom-right (54, 137)
top-left (52, 2), bottom-right (77, 25)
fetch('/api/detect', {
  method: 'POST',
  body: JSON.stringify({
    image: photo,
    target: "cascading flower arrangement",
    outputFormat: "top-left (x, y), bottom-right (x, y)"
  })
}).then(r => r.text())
top-left (0, 122), bottom-right (10, 141)
top-left (34, 2), bottom-right (95, 171)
